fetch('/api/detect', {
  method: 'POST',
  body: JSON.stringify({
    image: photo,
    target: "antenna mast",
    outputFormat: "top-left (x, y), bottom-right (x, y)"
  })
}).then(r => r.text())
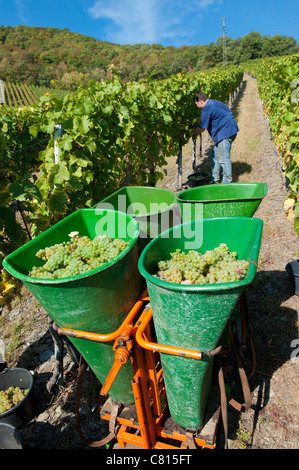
top-left (220, 16), bottom-right (227, 66)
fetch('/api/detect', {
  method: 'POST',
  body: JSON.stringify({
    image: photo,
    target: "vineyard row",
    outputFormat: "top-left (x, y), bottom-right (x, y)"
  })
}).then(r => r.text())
top-left (244, 54), bottom-right (299, 234)
top-left (0, 80), bottom-right (68, 107)
top-left (0, 65), bottom-right (243, 249)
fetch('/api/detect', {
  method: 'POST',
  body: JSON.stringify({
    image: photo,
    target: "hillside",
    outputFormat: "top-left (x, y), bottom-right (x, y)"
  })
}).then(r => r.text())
top-left (0, 25), bottom-right (297, 90)
top-left (0, 25), bottom-right (206, 88)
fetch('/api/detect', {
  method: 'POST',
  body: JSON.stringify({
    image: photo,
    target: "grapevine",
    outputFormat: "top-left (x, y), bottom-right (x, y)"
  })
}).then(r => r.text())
top-left (0, 66), bottom-right (244, 303)
top-left (244, 54), bottom-right (299, 235)
top-left (155, 243), bottom-right (249, 285)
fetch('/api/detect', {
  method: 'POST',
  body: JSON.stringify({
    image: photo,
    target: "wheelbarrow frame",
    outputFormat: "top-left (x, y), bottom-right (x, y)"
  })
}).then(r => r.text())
top-left (55, 288), bottom-right (235, 449)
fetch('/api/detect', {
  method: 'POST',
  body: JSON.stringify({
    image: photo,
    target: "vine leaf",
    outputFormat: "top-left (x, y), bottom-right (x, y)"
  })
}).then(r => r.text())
top-left (7, 181), bottom-right (42, 202)
top-left (49, 162), bottom-right (70, 185)
top-left (49, 191), bottom-right (69, 214)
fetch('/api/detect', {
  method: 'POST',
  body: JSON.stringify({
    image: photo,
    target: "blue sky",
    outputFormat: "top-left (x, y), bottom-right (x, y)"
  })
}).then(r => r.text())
top-left (0, 0), bottom-right (298, 47)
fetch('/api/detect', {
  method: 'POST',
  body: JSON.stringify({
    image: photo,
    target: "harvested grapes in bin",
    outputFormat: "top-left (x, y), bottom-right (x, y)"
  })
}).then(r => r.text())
top-left (154, 243), bottom-right (249, 285)
top-left (0, 387), bottom-right (29, 413)
top-left (29, 231), bottom-right (129, 279)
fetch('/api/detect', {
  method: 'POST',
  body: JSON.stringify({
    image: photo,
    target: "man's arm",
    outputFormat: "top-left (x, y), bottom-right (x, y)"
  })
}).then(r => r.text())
top-left (192, 116), bottom-right (205, 134)
top-left (192, 127), bottom-right (205, 134)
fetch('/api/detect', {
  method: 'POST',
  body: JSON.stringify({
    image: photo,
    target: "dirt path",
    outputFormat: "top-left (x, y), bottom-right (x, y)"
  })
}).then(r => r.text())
top-left (160, 74), bottom-right (299, 449)
top-left (1, 74), bottom-right (298, 450)
top-left (229, 75), bottom-right (299, 449)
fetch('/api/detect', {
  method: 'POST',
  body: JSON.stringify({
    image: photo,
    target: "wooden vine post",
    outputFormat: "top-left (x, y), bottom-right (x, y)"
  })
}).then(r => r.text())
top-left (192, 137), bottom-right (199, 172)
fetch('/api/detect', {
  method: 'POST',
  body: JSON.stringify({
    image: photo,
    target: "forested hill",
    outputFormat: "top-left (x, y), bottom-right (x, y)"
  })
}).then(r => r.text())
top-left (0, 25), bottom-right (297, 90)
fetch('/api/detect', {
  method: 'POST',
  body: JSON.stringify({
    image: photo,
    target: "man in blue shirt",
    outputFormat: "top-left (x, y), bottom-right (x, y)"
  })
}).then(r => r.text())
top-left (193, 92), bottom-right (239, 183)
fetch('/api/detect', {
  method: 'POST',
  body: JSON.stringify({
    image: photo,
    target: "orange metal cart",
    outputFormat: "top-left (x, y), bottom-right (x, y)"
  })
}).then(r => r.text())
top-left (55, 289), bottom-right (224, 449)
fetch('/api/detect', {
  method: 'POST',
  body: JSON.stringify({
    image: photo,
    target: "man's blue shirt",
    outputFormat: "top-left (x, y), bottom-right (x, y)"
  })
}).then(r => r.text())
top-left (199, 99), bottom-right (239, 144)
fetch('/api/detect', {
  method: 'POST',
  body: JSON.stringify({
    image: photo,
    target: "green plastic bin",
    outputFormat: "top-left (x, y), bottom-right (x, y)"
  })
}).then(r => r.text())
top-left (3, 209), bottom-right (142, 404)
top-left (177, 182), bottom-right (268, 222)
top-left (94, 186), bottom-right (177, 253)
top-left (138, 217), bottom-right (263, 429)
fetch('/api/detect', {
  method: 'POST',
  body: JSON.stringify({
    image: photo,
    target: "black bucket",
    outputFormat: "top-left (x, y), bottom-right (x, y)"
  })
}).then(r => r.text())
top-left (187, 171), bottom-right (209, 187)
top-left (0, 368), bottom-right (35, 428)
top-left (285, 260), bottom-right (299, 295)
top-left (0, 423), bottom-right (24, 449)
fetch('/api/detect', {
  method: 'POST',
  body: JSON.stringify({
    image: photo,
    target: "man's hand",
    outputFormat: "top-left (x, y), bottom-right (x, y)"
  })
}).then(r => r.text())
top-left (192, 127), bottom-right (205, 134)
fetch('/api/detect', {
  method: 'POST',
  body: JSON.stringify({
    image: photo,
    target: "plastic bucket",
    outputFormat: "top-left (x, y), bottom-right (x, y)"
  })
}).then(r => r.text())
top-left (0, 368), bottom-right (35, 428)
top-left (0, 423), bottom-right (24, 449)
top-left (3, 209), bottom-right (142, 404)
top-left (177, 182), bottom-right (268, 222)
top-left (138, 217), bottom-right (263, 429)
top-left (285, 260), bottom-right (299, 295)
top-left (187, 172), bottom-right (210, 187)
top-left (94, 186), bottom-right (177, 253)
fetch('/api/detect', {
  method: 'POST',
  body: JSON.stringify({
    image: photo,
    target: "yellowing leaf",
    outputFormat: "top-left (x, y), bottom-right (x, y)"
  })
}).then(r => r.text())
top-left (284, 198), bottom-right (295, 212)
top-left (286, 207), bottom-right (295, 220)
top-left (2, 283), bottom-right (15, 295)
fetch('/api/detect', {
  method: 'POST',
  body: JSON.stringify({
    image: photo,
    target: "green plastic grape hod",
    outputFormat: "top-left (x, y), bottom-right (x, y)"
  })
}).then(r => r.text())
top-left (3, 209), bottom-right (143, 404)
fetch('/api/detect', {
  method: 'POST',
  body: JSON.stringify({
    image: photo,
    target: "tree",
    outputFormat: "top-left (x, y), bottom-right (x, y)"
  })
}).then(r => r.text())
top-left (168, 57), bottom-right (189, 75)
top-left (40, 51), bottom-right (59, 64)
top-left (61, 71), bottom-right (84, 91)
top-left (262, 35), bottom-right (298, 57)
top-left (199, 41), bottom-right (223, 68)
top-left (239, 31), bottom-right (263, 61)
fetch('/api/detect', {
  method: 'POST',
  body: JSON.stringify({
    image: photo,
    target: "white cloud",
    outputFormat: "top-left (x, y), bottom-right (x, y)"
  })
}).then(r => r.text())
top-left (88, 0), bottom-right (218, 45)
top-left (14, 0), bottom-right (28, 23)
top-left (88, 0), bottom-right (159, 44)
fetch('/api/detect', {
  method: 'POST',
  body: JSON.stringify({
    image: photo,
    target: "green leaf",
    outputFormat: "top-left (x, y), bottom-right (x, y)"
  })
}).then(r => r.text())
top-left (0, 205), bottom-right (27, 245)
top-left (41, 121), bottom-right (56, 134)
top-left (162, 113), bottom-right (173, 124)
top-left (60, 134), bottom-right (73, 151)
top-left (74, 116), bottom-right (93, 134)
top-left (283, 112), bottom-right (294, 123)
top-left (119, 106), bottom-right (130, 120)
top-left (49, 191), bottom-right (69, 214)
top-left (49, 163), bottom-right (70, 185)
top-left (75, 98), bottom-right (93, 115)
top-left (29, 217), bottom-right (50, 234)
top-left (294, 216), bottom-right (299, 236)
top-left (0, 191), bottom-right (11, 206)
top-left (69, 176), bottom-right (83, 191)
top-left (85, 137), bottom-right (97, 153)
top-left (29, 124), bottom-right (39, 138)
top-left (102, 104), bottom-right (114, 116)
top-left (69, 154), bottom-right (91, 167)
top-left (294, 202), bottom-right (299, 217)
top-left (7, 181), bottom-right (42, 202)
top-left (149, 95), bottom-right (157, 107)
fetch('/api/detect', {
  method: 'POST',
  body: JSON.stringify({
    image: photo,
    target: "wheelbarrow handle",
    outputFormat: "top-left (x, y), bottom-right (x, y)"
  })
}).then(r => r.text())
top-left (135, 307), bottom-right (203, 360)
top-left (54, 289), bottom-right (149, 343)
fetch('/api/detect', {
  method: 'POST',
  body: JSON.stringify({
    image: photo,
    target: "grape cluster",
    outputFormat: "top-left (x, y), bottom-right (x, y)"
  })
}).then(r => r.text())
top-left (29, 232), bottom-right (128, 280)
top-left (0, 387), bottom-right (29, 413)
top-left (155, 243), bottom-right (249, 285)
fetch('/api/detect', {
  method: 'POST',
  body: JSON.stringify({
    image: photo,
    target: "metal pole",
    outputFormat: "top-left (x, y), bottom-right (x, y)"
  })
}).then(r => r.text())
top-left (54, 124), bottom-right (62, 190)
top-left (54, 124), bottom-right (62, 164)
top-left (220, 17), bottom-right (227, 67)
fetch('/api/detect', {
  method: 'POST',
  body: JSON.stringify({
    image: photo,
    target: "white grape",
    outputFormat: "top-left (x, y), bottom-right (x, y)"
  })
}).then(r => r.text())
top-left (29, 233), bottom-right (129, 280)
top-left (156, 243), bottom-right (249, 286)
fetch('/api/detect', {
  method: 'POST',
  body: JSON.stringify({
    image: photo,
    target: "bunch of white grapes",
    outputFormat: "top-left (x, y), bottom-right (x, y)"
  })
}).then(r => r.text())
top-left (155, 243), bottom-right (249, 285)
top-left (0, 387), bottom-right (29, 413)
top-left (29, 231), bottom-right (128, 280)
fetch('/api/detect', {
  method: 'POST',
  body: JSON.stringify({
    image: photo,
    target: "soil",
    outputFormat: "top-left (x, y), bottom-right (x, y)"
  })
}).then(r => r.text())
top-left (0, 74), bottom-right (298, 450)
